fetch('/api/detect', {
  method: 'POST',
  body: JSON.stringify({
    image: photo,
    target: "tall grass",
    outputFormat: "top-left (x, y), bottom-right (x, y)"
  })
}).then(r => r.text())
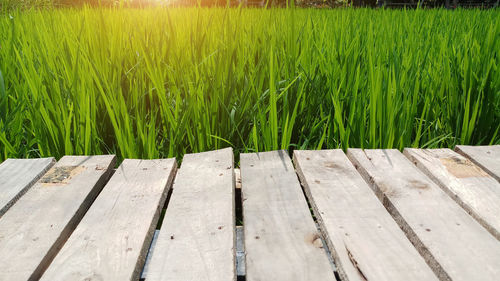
top-left (0, 8), bottom-right (498, 161)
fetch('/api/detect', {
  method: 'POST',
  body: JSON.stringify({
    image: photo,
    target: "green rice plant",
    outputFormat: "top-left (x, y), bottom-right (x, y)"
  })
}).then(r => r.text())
top-left (0, 7), bottom-right (498, 162)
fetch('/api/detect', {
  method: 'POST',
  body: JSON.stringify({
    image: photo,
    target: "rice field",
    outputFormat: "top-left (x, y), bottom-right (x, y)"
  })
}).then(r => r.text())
top-left (0, 7), bottom-right (498, 161)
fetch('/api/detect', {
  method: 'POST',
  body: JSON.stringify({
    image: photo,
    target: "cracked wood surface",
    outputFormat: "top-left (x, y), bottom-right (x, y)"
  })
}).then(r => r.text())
top-left (348, 149), bottom-right (500, 281)
top-left (241, 150), bottom-right (335, 281)
top-left (0, 155), bottom-right (116, 280)
top-left (40, 158), bottom-right (177, 281)
top-left (455, 145), bottom-right (500, 182)
top-left (0, 158), bottom-right (55, 217)
top-left (294, 150), bottom-right (437, 281)
top-left (405, 148), bottom-right (500, 240)
top-left (147, 148), bottom-right (236, 281)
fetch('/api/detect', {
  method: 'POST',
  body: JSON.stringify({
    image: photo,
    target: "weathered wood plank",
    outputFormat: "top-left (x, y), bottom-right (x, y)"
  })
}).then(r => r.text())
top-left (348, 149), bottom-right (500, 281)
top-left (294, 150), bottom-right (437, 281)
top-left (0, 158), bottom-right (55, 217)
top-left (147, 148), bottom-right (235, 281)
top-left (405, 148), bottom-right (500, 240)
top-left (236, 226), bottom-right (245, 277)
top-left (241, 150), bottom-right (335, 281)
top-left (455, 145), bottom-right (500, 181)
top-left (40, 158), bottom-right (177, 281)
top-left (0, 155), bottom-right (116, 280)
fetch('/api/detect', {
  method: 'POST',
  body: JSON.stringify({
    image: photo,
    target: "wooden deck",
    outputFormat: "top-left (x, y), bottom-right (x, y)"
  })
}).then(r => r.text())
top-left (0, 145), bottom-right (499, 281)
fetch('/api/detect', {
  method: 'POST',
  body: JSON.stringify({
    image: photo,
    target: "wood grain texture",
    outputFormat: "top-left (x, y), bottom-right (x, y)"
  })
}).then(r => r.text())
top-left (405, 148), bottom-right (500, 240)
top-left (0, 158), bottom-right (55, 217)
top-left (348, 149), bottom-right (500, 281)
top-left (455, 145), bottom-right (500, 181)
top-left (40, 158), bottom-right (177, 281)
top-left (0, 155), bottom-right (116, 281)
top-left (147, 148), bottom-right (235, 281)
top-left (294, 150), bottom-right (437, 281)
top-left (241, 150), bottom-right (335, 281)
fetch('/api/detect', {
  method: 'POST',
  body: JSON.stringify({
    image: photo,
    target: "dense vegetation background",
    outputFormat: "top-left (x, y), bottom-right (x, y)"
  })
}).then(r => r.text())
top-left (3, 0), bottom-right (496, 10)
top-left (0, 8), bottom-right (499, 161)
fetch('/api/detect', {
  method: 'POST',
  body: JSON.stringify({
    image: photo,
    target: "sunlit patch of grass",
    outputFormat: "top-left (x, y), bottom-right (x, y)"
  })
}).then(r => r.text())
top-left (0, 7), bottom-right (498, 161)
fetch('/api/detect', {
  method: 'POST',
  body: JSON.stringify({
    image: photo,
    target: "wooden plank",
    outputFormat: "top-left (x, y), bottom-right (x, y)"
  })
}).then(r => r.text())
top-left (405, 148), bottom-right (500, 240)
top-left (241, 150), bottom-right (335, 281)
top-left (0, 155), bottom-right (116, 280)
top-left (348, 149), bottom-right (500, 281)
top-left (40, 158), bottom-right (177, 281)
top-left (236, 226), bottom-right (245, 277)
top-left (455, 145), bottom-right (500, 181)
top-left (147, 148), bottom-right (235, 281)
top-left (0, 158), bottom-right (55, 217)
top-left (293, 150), bottom-right (437, 281)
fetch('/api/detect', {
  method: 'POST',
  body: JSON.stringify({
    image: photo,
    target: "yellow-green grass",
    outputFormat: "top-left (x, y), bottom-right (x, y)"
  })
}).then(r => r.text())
top-left (0, 7), bottom-right (498, 161)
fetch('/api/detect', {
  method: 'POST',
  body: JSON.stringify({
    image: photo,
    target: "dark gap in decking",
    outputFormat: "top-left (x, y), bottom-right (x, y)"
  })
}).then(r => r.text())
top-left (235, 188), bottom-right (243, 226)
top-left (299, 177), bottom-right (317, 222)
top-left (156, 185), bottom-right (174, 230)
top-left (235, 168), bottom-right (246, 278)
top-left (296, 170), bottom-right (318, 224)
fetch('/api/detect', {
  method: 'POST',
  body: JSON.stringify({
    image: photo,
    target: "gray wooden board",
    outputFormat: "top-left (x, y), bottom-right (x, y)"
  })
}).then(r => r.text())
top-left (348, 149), bottom-right (500, 281)
top-left (455, 145), bottom-right (500, 182)
top-left (241, 150), bottom-right (336, 281)
top-left (40, 158), bottom-right (177, 281)
top-left (147, 148), bottom-right (236, 281)
top-left (236, 226), bottom-right (246, 277)
top-left (0, 158), bottom-right (55, 217)
top-left (293, 150), bottom-right (437, 281)
top-left (0, 155), bottom-right (116, 280)
top-left (405, 148), bottom-right (500, 240)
